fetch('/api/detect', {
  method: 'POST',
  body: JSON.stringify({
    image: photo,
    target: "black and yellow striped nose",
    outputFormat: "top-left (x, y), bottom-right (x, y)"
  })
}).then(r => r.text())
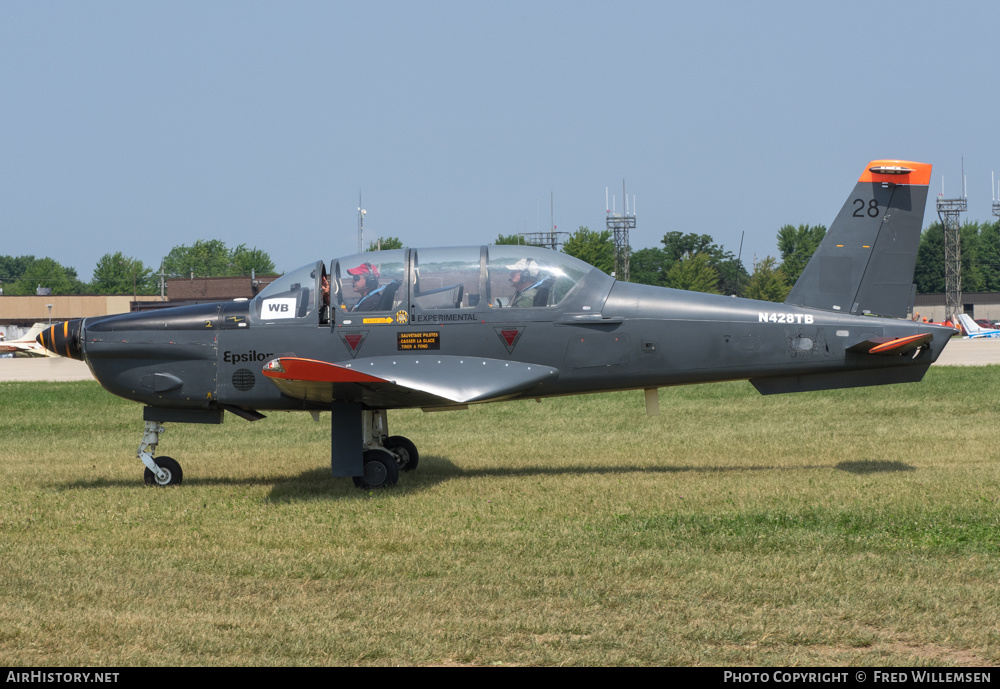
top-left (37, 320), bottom-right (84, 360)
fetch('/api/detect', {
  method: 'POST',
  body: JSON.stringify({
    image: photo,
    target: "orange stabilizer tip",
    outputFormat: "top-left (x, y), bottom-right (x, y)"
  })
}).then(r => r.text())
top-left (868, 332), bottom-right (932, 354)
top-left (859, 160), bottom-right (932, 186)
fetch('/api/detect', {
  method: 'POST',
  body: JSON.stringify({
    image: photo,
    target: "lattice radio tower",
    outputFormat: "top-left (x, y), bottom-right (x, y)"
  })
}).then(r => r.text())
top-left (606, 181), bottom-right (636, 281)
top-left (937, 169), bottom-right (967, 323)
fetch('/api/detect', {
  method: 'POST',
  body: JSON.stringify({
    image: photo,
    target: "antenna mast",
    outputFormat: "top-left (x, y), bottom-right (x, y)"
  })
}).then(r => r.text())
top-left (357, 192), bottom-right (367, 252)
top-left (606, 179), bottom-right (636, 281)
top-left (993, 171), bottom-right (1000, 221)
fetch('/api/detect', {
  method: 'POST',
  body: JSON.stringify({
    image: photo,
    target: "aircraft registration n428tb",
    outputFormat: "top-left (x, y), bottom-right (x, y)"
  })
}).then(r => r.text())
top-left (38, 159), bottom-right (955, 488)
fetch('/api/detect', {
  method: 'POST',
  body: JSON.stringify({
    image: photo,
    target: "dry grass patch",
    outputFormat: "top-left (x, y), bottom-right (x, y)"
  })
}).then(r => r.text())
top-left (1, 368), bottom-right (999, 665)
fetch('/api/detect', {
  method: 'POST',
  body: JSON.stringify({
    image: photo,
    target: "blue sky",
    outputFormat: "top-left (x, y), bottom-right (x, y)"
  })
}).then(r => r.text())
top-left (2, 1), bottom-right (998, 282)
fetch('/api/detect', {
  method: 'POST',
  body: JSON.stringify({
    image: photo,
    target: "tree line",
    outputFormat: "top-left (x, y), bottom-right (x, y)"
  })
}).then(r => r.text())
top-left (513, 219), bottom-right (1000, 301)
top-left (913, 220), bottom-right (1000, 293)
top-left (499, 223), bottom-right (827, 302)
top-left (4, 220), bottom-right (997, 300)
top-left (0, 241), bottom-right (276, 296)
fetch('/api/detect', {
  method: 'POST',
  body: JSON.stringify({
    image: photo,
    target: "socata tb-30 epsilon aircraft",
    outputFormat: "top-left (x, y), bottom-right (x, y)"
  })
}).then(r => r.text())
top-left (39, 159), bottom-right (954, 489)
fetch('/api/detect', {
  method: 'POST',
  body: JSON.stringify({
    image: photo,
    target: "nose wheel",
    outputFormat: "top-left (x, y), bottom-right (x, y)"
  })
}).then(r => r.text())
top-left (138, 420), bottom-right (183, 486)
top-left (143, 456), bottom-right (183, 486)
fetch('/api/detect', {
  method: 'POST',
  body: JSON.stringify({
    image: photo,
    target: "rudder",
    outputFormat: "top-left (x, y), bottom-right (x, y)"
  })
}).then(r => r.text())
top-left (785, 160), bottom-right (931, 318)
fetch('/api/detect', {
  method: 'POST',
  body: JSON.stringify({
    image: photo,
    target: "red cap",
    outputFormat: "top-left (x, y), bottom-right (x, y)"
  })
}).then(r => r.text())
top-left (347, 263), bottom-right (379, 278)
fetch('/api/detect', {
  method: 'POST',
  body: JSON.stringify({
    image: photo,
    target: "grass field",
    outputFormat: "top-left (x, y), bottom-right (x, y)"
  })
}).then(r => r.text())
top-left (1, 367), bottom-right (999, 666)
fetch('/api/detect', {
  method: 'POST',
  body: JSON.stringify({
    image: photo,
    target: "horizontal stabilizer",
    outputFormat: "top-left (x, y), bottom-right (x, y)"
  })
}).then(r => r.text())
top-left (262, 355), bottom-right (559, 407)
top-left (846, 332), bottom-right (933, 355)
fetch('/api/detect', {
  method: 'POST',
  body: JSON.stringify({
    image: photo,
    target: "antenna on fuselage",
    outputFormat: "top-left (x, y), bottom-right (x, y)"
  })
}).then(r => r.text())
top-left (735, 231), bottom-right (745, 296)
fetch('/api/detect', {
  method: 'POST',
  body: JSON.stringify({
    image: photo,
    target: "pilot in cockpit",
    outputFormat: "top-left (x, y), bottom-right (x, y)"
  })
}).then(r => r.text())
top-left (504, 258), bottom-right (544, 308)
top-left (347, 262), bottom-right (384, 311)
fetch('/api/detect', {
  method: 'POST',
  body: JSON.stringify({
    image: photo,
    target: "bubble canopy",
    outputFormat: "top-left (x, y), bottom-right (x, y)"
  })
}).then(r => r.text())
top-left (252, 246), bottom-right (599, 321)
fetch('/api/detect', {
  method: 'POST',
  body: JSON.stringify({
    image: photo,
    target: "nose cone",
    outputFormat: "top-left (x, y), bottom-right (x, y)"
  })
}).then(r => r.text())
top-left (37, 320), bottom-right (84, 360)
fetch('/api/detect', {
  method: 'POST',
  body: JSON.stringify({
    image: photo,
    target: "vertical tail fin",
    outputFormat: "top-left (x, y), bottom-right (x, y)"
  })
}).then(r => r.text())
top-left (784, 160), bottom-right (931, 318)
top-left (955, 313), bottom-right (982, 336)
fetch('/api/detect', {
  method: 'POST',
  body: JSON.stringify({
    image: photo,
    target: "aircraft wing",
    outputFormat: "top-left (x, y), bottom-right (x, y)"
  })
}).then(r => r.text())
top-left (262, 355), bottom-right (559, 407)
top-left (846, 332), bottom-right (934, 355)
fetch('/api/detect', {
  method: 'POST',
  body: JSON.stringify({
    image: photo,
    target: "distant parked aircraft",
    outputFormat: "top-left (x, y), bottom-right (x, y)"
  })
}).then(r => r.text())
top-left (0, 323), bottom-right (59, 357)
top-left (956, 313), bottom-right (1000, 339)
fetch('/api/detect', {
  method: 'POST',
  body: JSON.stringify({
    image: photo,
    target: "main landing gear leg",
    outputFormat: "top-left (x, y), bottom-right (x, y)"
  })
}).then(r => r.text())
top-left (344, 409), bottom-right (420, 490)
top-left (363, 409), bottom-right (420, 471)
top-left (138, 420), bottom-right (183, 486)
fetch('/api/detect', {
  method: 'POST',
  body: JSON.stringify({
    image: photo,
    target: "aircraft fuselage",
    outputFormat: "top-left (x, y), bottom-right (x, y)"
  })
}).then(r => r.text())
top-left (72, 270), bottom-right (950, 414)
top-left (35, 160), bottom-right (953, 487)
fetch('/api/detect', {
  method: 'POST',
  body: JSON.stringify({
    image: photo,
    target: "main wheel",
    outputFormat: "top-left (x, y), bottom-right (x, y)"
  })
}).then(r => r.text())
top-left (143, 456), bottom-right (183, 486)
top-left (385, 435), bottom-right (419, 472)
top-left (352, 449), bottom-right (400, 489)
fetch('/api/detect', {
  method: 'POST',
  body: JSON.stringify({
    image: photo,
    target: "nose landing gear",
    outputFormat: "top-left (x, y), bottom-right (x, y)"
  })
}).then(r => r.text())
top-left (138, 420), bottom-right (183, 486)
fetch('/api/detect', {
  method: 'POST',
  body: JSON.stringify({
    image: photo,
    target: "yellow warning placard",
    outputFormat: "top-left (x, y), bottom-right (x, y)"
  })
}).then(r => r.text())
top-left (397, 332), bottom-right (440, 351)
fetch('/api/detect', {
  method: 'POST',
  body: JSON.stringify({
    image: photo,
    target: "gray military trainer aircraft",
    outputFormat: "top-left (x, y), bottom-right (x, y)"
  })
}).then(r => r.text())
top-left (39, 159), bottom-right (953, 488)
